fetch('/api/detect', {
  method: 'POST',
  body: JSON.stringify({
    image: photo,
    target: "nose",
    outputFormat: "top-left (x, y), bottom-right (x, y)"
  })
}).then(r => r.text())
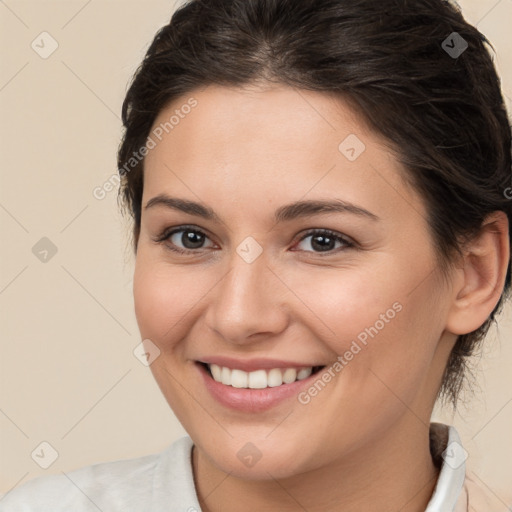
top-left (205, 250), bottom-right (289, 345)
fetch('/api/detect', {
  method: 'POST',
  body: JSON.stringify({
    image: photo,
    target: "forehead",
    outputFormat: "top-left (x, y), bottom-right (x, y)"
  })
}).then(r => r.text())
top-left (142, 84), bottom-right (424, 224)
top-left (147, 84), bottom-right (366, 165)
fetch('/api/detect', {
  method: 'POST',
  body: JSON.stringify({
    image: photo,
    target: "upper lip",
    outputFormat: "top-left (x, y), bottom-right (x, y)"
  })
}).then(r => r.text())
top-left (197, 356), bottom-right (326, 372)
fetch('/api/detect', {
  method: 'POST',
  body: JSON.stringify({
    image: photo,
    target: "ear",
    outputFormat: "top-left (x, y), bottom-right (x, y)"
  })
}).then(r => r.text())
top-left (445, 211), bottom-right (510, 336)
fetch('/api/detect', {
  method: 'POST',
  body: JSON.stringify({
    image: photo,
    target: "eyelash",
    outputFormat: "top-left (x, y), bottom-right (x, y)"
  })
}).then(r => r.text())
top-left (153, 224), bottom-right (355, 256)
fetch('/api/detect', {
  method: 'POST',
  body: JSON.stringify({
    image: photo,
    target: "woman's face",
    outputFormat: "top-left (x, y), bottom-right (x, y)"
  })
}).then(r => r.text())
top-left (133, 85), bottom-right (457, 478)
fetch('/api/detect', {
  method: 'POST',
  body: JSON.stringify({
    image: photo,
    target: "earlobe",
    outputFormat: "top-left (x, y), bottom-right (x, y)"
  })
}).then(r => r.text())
top-left (446, 211), bottom-right (510, 336)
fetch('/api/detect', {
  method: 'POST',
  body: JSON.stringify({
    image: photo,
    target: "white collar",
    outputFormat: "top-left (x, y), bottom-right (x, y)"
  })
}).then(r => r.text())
top-left (425, 423), bottom-right (466, 511)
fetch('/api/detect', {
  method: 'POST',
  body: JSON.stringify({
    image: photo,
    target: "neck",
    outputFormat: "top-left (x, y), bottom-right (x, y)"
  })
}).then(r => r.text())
top-left (192, 418), bottom-right (440, 512)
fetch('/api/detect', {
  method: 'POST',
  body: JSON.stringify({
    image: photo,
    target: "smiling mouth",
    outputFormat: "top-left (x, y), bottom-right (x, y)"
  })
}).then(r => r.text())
top-left (199, 362), bottom-right (326, 390)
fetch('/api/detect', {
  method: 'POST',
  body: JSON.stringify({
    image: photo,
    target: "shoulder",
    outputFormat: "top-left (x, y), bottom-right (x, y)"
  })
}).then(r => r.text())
top-left (461, 471), bottom-right (512, 512)
top-left (0, 436), bottom-right (195, 512)
top-left (0, 451), bottom-right (160, 512)
top-left (428, 423), bottom-right (511, 512)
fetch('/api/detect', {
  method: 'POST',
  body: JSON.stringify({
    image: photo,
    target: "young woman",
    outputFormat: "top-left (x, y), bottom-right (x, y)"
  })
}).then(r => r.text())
top-left (2, 0), bottom-right (510, 510)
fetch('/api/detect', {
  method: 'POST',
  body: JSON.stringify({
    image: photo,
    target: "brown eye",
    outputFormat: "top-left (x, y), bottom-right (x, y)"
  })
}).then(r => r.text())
top-left (294, 229), bottom-right (353, 254)
top-left (170, 229), bottom-right (208, 250)
top-left (155, 226), bottom-right (215, 254)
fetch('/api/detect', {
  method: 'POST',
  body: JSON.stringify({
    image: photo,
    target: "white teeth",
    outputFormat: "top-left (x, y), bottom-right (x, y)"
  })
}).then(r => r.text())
top-left (207, 364), bottom-right (315, 389)
top-left (221, 366), bottom-right (231, 386)
top-left (267, 368), bottom-right (283, 387)
top-left (282, 368), bottom-right (297, 384)
top-left (248, 369), bottom-right (267, 389)
top-left (297, 367), bottom-right (312, 380)
top-left (210, 363), bottom-right (222, 382)
top-left (231, 369), bottom-right (248, 388)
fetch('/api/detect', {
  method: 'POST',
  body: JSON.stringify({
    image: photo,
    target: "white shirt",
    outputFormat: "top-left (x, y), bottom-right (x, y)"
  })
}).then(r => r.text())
top-left (0, 423), bottom-right (505, 511)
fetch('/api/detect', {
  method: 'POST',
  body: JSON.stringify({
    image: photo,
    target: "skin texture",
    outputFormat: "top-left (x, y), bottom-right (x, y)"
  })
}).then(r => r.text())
top-left (132, 84), bottom-right (509, 512)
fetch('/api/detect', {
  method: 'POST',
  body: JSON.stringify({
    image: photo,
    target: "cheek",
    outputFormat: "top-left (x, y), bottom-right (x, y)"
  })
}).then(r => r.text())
top-left (282, 270), bottom-right (444, 457)
top-left (281, 263), bottom-right (402, 348)
top-left (133, 250), bottom-right (203, 347)
top-left (132, 252), bottom-right (204, 417)
top-left (286, 261), bottom-right (444, 392)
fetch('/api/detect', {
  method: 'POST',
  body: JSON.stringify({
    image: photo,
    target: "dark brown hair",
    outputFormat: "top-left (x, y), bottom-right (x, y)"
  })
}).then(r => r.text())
top-left (117, 0), bottom-right (512, 406)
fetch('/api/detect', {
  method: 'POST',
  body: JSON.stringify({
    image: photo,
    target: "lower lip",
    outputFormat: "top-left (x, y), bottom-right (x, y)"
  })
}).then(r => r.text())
top-left (196, 362), bottom-right (322, 413)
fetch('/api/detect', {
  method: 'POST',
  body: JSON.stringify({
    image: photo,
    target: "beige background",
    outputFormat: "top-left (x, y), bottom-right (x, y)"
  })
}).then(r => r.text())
top-left (1, 0), bottom-right (511, 505)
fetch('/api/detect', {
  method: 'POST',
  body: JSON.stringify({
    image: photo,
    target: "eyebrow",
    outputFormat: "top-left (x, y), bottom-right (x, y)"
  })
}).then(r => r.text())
top-left (144, 194), bottom-right (380, 223)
